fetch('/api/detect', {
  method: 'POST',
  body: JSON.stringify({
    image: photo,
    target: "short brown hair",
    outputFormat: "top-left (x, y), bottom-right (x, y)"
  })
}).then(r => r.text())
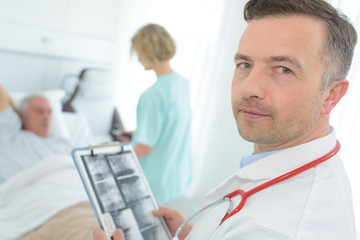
top-left (244, 0), bottom-right (357, 89)
top-left (131, 24), bottom-right (176, 63)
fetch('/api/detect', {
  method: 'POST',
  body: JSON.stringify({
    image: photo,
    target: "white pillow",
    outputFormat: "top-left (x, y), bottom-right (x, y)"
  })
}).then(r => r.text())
top-left (10, 89), bottom-right (71, 142)
top-left (62, 112), bottom-right (95, 147)
top-left (77, 70), bottom-right (112, 98)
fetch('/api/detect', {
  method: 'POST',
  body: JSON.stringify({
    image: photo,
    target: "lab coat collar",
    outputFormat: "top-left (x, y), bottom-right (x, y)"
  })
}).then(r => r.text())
top-left (239, 127), bottom-right (337, 179)
top-left (204, 128), bottom-right (337, 204)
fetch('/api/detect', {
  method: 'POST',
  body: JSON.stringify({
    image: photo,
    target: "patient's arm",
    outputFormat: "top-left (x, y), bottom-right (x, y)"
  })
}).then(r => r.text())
top-left (0, 85), bottom-right (13, 112)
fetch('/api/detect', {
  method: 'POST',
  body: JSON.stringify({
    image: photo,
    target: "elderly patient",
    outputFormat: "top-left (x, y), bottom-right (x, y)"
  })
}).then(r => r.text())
top-left (0, 85), bottom-right (98, 240)
top-left (0, 85), bottom-right (72, 183)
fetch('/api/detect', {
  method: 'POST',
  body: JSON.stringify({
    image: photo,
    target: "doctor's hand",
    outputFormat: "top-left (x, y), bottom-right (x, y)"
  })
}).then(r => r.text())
top-left (93, 227), bottom-right (124, 240)
top-left (152, 205), bottom-right (193, 240)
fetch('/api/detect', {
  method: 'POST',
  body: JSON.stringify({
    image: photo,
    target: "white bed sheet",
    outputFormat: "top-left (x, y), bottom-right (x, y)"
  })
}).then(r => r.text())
top-left (0, 109), bottom-right (97, 239)
top-left (0, 154), bottom-right (89, 240)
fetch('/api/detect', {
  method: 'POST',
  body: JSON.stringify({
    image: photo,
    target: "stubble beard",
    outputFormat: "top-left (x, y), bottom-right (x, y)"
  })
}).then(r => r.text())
top-left (233, 99), bottom-right (320, 146)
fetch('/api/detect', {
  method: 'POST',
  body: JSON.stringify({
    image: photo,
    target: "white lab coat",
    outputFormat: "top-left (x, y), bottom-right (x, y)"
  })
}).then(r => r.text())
top-left (187, 129), bottom-right (356, 239)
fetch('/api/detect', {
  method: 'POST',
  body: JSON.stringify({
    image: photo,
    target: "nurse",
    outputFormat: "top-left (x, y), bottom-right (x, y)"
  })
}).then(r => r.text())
top-left (119, 24), bottom-right (193, 205)
top-left (94, 0), bottom-right (357, 239)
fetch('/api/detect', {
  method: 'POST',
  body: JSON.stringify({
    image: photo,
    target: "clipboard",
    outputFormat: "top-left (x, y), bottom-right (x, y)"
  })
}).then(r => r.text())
top-left (72, 142), bottom-right (172, 240)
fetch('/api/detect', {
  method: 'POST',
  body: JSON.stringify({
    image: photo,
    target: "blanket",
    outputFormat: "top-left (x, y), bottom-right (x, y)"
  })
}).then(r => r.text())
top-left (18, 202), bottom-right (98, 240)
top-left (0, 154), bottom-right (90, 240)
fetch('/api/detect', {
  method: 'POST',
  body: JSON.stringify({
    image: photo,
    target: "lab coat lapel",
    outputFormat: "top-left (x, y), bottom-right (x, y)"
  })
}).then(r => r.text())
top-left (203, 128), bottom-right (337, 205)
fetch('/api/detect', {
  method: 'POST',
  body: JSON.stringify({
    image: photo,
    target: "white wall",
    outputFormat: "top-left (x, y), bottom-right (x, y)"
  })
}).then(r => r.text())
top-left (0, 0), bottom-right (120, 92)
top-left (181, 0), bottom-right (253, 216)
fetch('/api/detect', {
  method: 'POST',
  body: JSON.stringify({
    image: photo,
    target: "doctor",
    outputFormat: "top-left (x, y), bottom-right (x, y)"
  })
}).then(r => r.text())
top-left (94, 0), bottom-right (357, 239)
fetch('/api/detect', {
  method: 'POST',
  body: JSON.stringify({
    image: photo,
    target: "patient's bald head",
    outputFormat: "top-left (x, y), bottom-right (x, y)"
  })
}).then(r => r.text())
top-left (19, 95), bottom-right (52, 138)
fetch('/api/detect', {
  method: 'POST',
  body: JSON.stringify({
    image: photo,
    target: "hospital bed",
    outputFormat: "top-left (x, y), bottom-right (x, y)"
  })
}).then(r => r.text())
top-left (0, 89), bottom-right (99, 239)
top-left (62, 68), bottom-right (124, 143)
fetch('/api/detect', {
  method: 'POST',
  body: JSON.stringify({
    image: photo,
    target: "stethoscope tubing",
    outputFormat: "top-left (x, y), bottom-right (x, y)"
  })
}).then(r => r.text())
top-left (172, 198), bottom-right (229, 240)
top-left (172, 140), bottom-right (341, 240)
top-left (220, 140), bottom-right (340, 225)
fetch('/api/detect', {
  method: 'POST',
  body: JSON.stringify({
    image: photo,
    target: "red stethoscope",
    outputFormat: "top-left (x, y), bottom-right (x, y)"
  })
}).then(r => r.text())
top-left (172, 140), bottom-right (340, 240)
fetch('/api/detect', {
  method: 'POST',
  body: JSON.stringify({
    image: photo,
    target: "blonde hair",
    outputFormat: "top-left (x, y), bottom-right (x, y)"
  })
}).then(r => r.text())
top-left (131, 24), bottom-right (176, 63)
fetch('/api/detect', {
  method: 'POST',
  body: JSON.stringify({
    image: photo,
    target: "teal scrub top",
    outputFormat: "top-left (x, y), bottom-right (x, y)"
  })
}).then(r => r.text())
top-left (132, 72), bottom-right (192, 204)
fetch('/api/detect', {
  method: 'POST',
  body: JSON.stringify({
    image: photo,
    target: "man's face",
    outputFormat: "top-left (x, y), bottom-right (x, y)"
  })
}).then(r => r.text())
top-left (232, 15), bottom-right (328, 152)
top-left (21, 97), bottom-right (52, 137)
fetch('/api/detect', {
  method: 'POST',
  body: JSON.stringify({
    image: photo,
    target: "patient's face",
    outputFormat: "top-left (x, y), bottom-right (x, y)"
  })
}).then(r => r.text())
top-left (22, 97), bottom-right (52, 137)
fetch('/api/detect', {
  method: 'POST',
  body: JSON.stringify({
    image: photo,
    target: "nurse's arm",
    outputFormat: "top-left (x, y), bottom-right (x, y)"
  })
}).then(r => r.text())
top-left (133, 143), bottom-right (153, 158)
top-left (153, 205), bottom-right (193, 240)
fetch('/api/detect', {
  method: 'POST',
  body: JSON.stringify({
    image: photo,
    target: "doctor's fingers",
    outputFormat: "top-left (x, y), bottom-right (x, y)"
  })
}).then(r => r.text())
top-left (153, 205), bottom-right (185, 219)
top-left (152, 206), bottom-right (191, 236)
top-left (153, 205), bottom-right (185, 216)
top-left (112, 229), bottom-right (125, 240)
top-left (93, 227), bottom-right (108, 240)
top-left (93, 227), bottom-right (125, 240)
